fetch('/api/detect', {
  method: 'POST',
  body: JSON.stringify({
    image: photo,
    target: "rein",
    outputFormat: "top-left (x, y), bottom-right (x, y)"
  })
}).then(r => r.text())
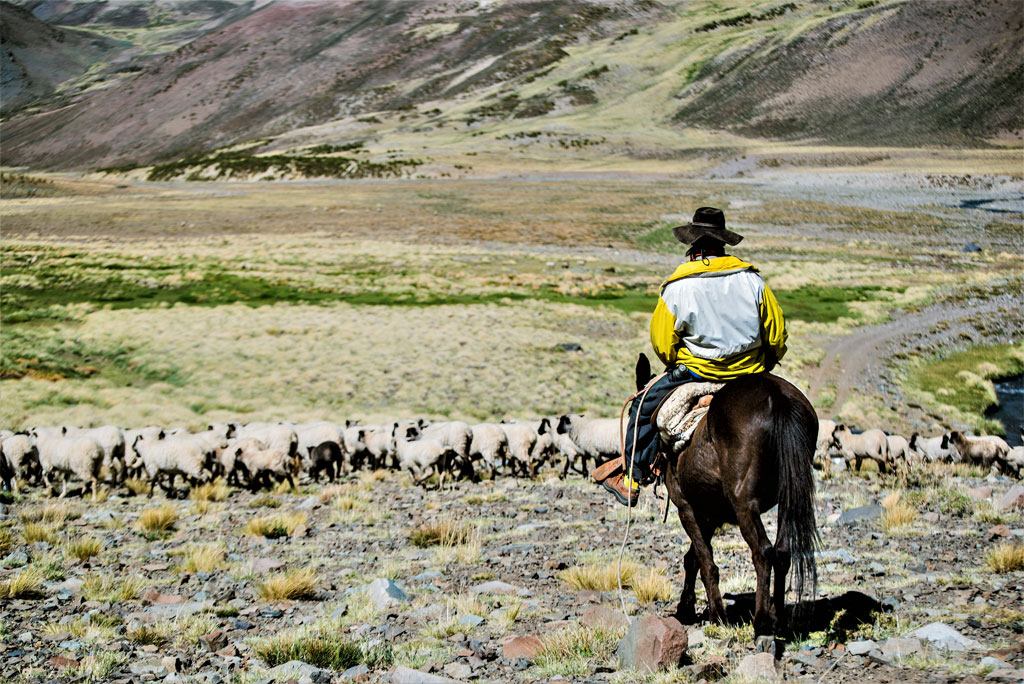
top-left (615, 371), bottom-right (665, 623)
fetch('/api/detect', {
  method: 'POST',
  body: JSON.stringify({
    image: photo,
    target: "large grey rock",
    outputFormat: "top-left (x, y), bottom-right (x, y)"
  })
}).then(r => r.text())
top-left (2, 549), bottom-right (28, 568)
top-left (816, 549), bottom-right (857, 564)
top-left (847, 640), bottom-right (877, 655)
top-left (470, 580), bottom-right (519, 595)
top-left (390, 666), bottom-right (468, 683)
top-left (881, 637), bottom-right (922, 657)
top-left (267, 660), bottom-right (331, 684)
top-left (997, 485), bottom-right (1024, 512)
top-left (906, 622), bottom-right (983, 651)
top-left (361, 578), bottom-right (408, 610)
top-left (838, 505), bottom-right (884, 525)
top-left (735, 652), bottom-right (779, 680)
top-left (616, 615), bottom-right (688, 672)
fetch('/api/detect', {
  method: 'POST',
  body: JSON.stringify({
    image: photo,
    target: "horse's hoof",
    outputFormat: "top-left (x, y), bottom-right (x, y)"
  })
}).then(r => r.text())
top-left (754, 635), bottom-right (776, 657)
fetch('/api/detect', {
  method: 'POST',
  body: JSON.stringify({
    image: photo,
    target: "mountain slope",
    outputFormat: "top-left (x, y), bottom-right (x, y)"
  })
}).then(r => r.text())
top-left (1, 0), bottom-right (1021, 172)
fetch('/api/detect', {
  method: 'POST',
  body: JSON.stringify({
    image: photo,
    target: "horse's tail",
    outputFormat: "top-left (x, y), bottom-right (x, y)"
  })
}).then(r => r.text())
top-left (771, 381), bottom-right (820, 600)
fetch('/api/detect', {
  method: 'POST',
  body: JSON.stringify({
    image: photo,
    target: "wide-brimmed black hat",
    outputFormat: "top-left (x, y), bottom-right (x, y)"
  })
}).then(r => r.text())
top-left (671, 207), bottom-right (743, 246)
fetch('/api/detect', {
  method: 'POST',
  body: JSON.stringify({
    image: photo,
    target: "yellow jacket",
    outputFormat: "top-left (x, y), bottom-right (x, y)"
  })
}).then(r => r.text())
top-left (649, 256), bottom-right (787, 380)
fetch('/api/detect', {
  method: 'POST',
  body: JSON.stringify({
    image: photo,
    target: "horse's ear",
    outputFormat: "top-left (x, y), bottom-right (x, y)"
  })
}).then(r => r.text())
top-left (635, 353), bottom-right (652, 392)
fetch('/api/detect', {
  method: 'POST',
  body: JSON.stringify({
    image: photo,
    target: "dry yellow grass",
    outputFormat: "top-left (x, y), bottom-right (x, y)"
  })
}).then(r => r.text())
top-left (81, 573), bottom-right (144, 602)
top-left (190, 478), bottom-right (231, 502)
top-left (318, 483), bottom-right (347, 504)
top-left (176, 543), bottom-right (226, 574)
top-left (65, 535), bottom-right (103, 561)
top-left (409, 516), bottom-right (470, 548)
top-left (0, 568), bottom-right (46, 599)
top-left (23, 522), bottom-right (58, 544)
top-left (124, 478), bottom-right (151, 496)
top-left (880, 491), bottom-right (917, 533)
top-left (431, 528), bottom-right (483, 565)
top-left (986, 543), bottom-right (1024, 573)
top-left (632, 567), bottom-right (673, 604)
top-left (257, 567), bottom-right (320, 601)
top-left (20, 503), bottom-right (71, 526)
top-left (136, 503), bottom-right (178, 534)
top-left (244, 512), bottom-right (308, 539)
top-left (558, 560), bottom-right (641, 591)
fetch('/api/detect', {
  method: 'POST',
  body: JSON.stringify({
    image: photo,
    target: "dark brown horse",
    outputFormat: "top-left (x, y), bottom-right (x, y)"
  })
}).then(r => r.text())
top-left (637, 356), bottom-right (820, 644)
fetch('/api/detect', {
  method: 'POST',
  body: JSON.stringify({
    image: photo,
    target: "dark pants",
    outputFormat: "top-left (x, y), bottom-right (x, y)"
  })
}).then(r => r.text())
top-left (623, 367), bottom-right (699, 482)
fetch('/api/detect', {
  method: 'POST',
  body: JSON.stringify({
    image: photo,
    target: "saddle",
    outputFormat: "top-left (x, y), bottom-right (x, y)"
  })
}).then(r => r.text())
top-left (652, 381), bottom-right (726, 456)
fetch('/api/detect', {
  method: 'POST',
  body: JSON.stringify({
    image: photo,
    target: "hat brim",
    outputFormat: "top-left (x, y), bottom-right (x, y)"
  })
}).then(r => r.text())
top-left (671, 223), bottom-right (743, 246)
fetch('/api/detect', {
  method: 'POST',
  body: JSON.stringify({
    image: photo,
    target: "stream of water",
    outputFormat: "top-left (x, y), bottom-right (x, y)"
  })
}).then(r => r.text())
top-left (990, 375), bottom-right (1024, 446)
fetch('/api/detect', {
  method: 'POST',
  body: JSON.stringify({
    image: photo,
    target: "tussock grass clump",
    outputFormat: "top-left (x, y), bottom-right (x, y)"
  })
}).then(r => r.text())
top-left (248, 495), bottom-right (282, 508)
top-left (127, 622), bottom-right (170, 646)
top-left (22, 522), bottom-right (58, 544)
top-left (32, 550), bottom-right (66, 580)
top-left (0, 527), bottom-right (14, 555)
top-left (0, 568), bottom-right (46, 599)
top-left (409, 517), bottom-right (470, 548)
top-left (558, 560), bottom-right (640, 591)
top-left (124, 478), bottom-right (150, 496)
top-left (535, 624), bottom-right (624, 677)
top-left (136, 503), bottom-right (178, 534)
top-left (175, 613), bottom-right (217, 647)
top-left (318, 484), bottom-right (347, 504)
top-left (986, 542), bottom-right (1024, 573)
top-left (81, 573), bottom-right (143, 602)
top-left (257, 567), bottom-right (320, 601)
top-left (632, 567), bottom-right (673, 604)
top-left (431, 528), bottom-right (483, 565)
top-left (20, 503), bottom-right (72, 526)
top-left (253, 621), bottom-right (365, 669)
top-left (245, 512), bottom-right (308, 539)
top-left (176, 543), bottom-right (226, 574)
top-left (66, 535), bottom-right (103, 561)
top-left (334, 495), bottom-right (362, 511)
top-left (75, 652), bottom-right (127, 682)
top-left (880, 491), bottom-right (917, 533)
top-left (191, 478), bottom-right (231, 502)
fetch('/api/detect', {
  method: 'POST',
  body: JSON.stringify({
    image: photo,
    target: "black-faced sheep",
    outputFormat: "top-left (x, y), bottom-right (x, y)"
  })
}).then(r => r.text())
top-left (556, 414), bottom-right (622, 478)
top-left (0, 433), bottom-right (41, 490)
top-left (128, 434), bottom-right (208, 497)
top-left (392, 424), bottom-right (448, 488)
top-left (32, 428), bottom-right (103, 501)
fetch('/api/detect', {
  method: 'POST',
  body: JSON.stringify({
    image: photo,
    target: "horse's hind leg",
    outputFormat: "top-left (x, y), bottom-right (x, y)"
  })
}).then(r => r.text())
top-left (675, 544), bottom-right (700, 624)
top-left (733, 503), bottom-right (775, 639)
top-left (674, 501), bottom-right (726, 624)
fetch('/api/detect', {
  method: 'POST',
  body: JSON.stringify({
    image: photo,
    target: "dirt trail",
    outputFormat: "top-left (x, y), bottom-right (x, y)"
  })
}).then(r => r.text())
top-left (807, 294), bottom-right (1022, 428)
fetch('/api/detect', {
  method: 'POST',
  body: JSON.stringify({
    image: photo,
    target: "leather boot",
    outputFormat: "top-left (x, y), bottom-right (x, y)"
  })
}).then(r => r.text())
top-left (601, 471), bottom-right (640, 507)
top-left (590, 457), bottom-right (623, 483)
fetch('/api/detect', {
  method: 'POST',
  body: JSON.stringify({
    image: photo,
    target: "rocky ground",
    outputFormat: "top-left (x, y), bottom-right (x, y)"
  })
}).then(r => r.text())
top-left (1, 461), bottom-right (1023, 684)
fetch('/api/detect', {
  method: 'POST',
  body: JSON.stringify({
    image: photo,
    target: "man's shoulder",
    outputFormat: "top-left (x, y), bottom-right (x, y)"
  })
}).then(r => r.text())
top-left (662, 256), bottom-right (759, 285)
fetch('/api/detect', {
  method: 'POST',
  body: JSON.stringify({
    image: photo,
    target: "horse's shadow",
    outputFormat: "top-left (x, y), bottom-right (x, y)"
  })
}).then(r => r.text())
top-left (691, 590), bottom-right (885, 642)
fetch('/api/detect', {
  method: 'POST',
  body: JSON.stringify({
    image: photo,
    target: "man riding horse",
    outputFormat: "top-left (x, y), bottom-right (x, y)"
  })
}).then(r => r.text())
top-left (594, 206), bottom-right (789, 506)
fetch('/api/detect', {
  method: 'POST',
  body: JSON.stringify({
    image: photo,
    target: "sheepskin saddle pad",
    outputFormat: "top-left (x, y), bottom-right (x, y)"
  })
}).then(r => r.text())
top-left (654, 381), bottom-right (726, 453)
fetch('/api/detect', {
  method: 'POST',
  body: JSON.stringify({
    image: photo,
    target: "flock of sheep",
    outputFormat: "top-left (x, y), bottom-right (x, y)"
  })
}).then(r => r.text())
top-left (0, 414), bottom-right (621, 500)
top-left (1, 414), bottom-right (1020, 501)
top-left (817, 419), bottom-right (1024, 478)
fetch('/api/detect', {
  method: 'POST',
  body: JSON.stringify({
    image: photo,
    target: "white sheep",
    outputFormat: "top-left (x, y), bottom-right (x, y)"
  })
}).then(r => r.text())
top-left (128, 434), bottom-right (208, 497)
top-left (909, 432), bottom-right (955, 463)
top-left (832, 425), bottom-right (891, 472)
top-left (815, 419), bottom-right (838, 468)
top-left (236, 422), bottom-right (299, 457)
top-left (236, 448), bottom-right (301, 491)
top-left (556, 414), bottom-right (623, 478)
top-left (886, 434), bottom-right (914, 469)
top-left (0, 433), bottom-right (41, 491)
top-left (392, 424), bottom-right (448, 488)
top-left (469, 423), bottom-right (508, 479)
top-left (223, 437), bottom-right (267, 485)
top-left (1006, 446), bottom-right (1024, 478)
top-left (289, 421), bottom-right (345, 457)
top-left (948, 432), bottom-right (1011, 472)
top-left (347, 424), bottom-right (394, 471)
top-left (500, 422), bottom-right (538, 477)
top-left (63, 425), bottom-right (127, 484)
top-left (420, 421), bottom-right (473, 477)
top-left (32, 428), bottom-right (103, 501)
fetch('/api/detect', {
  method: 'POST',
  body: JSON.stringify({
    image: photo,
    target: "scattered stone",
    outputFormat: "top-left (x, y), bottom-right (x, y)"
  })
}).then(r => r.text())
top-left (989, 524), bottom-right (1013, 540)
top-left (470, 580), bottom-right (519, 595)
top-left (789, 651), bottom-right (822, 668)
top-left (882, 637), bottom-right (922, 657)
top-left (2, 549), bottom-right (29, 568)
top-left (215, 644), bottom-right (239, 657)
top-left (687, 655), bottom-right (728, 680)
top-left (735, 652), bottom-right (779, 680)
top-left (341, 664), bottom-right (370, 681)
top-left (458, 614), bottom-right (484, 628)
top-left (130, 662), bottom-right (169, 677)
top-left (553, 342), bottom-right (583, 352)
top-left (49, 655), bottom-right (79, 668)
top-left (142, 589), bottom-right (183, 604)
top-left (848, 640), bottom-right (878, 656)
top-left (968, 486), bottom-right (993, 501)
top-left (837, 505), bottom-right (884, 525)
top-left (162, 656), bottom-right (183, 673)
top-left (986, 669), bottom-right (1024, 683)
top-left (267, 660), bottom-right (331, 684)
top-left (443, 662), bottom-right (472, 680)
top-left (581, 604), bottom-right (629, 631)
top-left (81, 510), bottom-right (115, 524)
top-left (616, 615), bottom-right (688, 672)
top-left (251, 558), bottom-right (285, 574)
top-left (962, 242), bottom-right (983, 253)
top-left (360, 578), bottom-right (408, 610)
top-left (981, 656), bottom-right (1009, 669)
top-left (199, 629), bottom-right (228, 653)
top-left (907, 622), bottom-right (983, 651)
top-left (997, 485), bottom-right (1024, 512)
top-left (411, 570), bottom-right (442, 582)
top-left (816, 549), bottom-right (857, 564)
top-left (501, 635), bottom-right (543, 660)
top-left (390, 666), bottom-right (468, 684)
top-left (923, 511), bottom-right (940, 523)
